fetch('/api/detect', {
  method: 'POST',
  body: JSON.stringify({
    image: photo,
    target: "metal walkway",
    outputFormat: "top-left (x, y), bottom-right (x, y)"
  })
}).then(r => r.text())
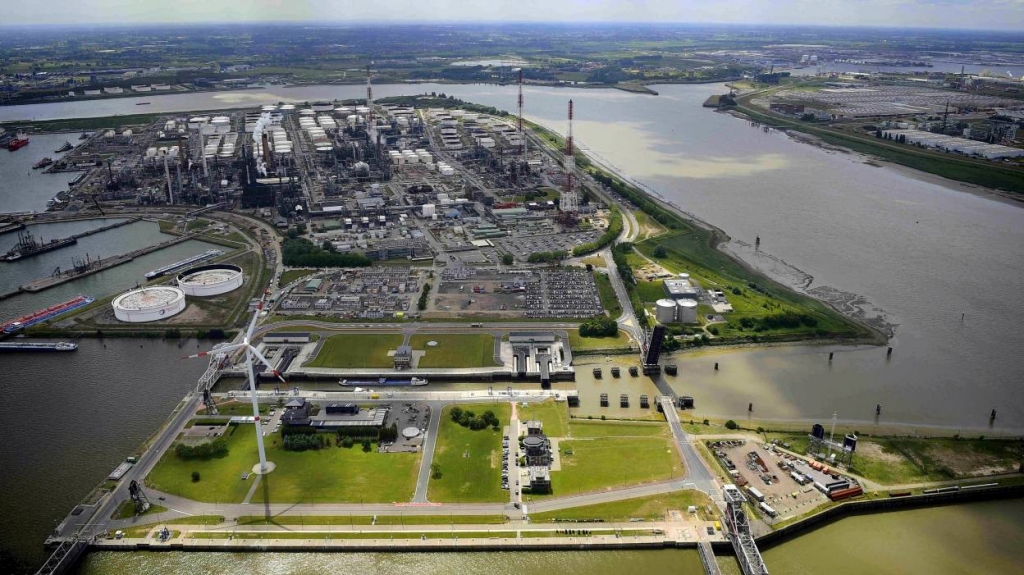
top-left (35, 537), bottom-right (88, 575)
top-left (698, 541), bottom-right (722, 575)
top-left (722, 485), bottom-right (769, 575)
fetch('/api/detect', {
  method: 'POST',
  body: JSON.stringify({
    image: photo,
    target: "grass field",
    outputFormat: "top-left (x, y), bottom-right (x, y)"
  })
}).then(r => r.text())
top-left (518, 399), bottom-right (569, 438)
top-left (428, 402), bottom-right (511, 503)
top-left (593, 272), bottom-right (623, 318)
top-left (567, 329), bottom-right (634, 352)
top-left (111, 501), bottom-right (167, 520)
top-left (148, 424), bottom-right (420, 503)
top-left (197, 401), bottom-right (268, 416)
top-left (279, 269), bottom-right (316, 287)
top-left (410, 334), bottom-right (500, 368)
top-left (306, 334), bottom-right (403, 368)
top-left (237, 514), bottom-right (508, 526)
top-left (529, 490), bottom-right (710, 522)
top-left (527, 420), bottom-right (678, 499)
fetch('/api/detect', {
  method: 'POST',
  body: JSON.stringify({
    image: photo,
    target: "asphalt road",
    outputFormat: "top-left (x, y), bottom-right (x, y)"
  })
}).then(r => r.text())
top-left (412, 403), bottom-right (443, 503)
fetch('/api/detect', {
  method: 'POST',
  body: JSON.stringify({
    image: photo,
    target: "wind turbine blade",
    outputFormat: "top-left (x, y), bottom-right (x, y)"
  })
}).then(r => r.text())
top-left (249, 345), bottom-right (287, 383)
top-left (246, 302), bottom-right (262, 340)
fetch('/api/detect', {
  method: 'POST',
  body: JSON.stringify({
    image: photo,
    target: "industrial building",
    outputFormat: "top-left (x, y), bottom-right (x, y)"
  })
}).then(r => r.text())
top-left (880, 129), bottom-right (1024, 160)
top-left (663, 275), bottom-right (700, 300)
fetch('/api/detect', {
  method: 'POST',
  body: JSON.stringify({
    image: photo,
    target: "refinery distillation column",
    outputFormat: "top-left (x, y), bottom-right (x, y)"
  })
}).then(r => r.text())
top-left (560, 99), bottom-right (579, 213)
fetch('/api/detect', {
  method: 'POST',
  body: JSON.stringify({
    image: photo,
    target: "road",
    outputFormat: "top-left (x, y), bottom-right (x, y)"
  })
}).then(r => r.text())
top-left (412, 404), bottom-right (442, 503)
top-left (661, 397), bottom-right (718, 496)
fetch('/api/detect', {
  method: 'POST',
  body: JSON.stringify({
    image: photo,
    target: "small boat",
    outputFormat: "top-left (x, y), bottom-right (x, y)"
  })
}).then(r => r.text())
top-left (135, 102), bottom-right (151, 106)
top-left (33, 157), bottom-right (53, 169)
top-left (78, 133), bottom-right (89, 140)
top-left (55, 141), bottom-right (74, 153)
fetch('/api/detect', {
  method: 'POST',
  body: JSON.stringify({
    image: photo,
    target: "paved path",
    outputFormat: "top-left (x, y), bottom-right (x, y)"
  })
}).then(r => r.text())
top-left (412, 405), bottom-right (443, 503)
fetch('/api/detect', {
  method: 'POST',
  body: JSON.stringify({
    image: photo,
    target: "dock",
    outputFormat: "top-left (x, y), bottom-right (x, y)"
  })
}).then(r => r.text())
top-left (0, 222), bottom-right (27, 236)
top-left (20, 234), bottom-right (194, 293)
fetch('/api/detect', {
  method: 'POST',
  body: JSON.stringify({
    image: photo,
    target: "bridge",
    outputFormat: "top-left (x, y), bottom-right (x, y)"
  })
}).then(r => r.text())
top-left (722, 484), bottom-right (769, 575)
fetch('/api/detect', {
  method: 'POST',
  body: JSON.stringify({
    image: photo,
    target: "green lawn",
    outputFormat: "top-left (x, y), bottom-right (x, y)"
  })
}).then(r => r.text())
top-left (518, 399), bottom-right (569, 438)
top-left (279, 269), bottom-right (316, 287)
top-left (306, 334), bottom-right (403, 368)
top-left (197, 401), bottom-right (268, 416)
top-left (147, 424), bottom-right (420, 503)
top-left (529, 490), bottom-right (711, 522)
top-left (593, 272), bottom-right (623, 318)
top-left (520, 419), bottom-right (679, 498)
top-left (237, 514), bottom-right (508, 526)
top-left (567, 329), bottom-right (633, 351)
top-left (410, 334), bottom-right (500, 368)
top-left (428, 402), bottom-right (511, 503)
top-left (567, 420), bottom-right (670, 438)
top-left (112, 501), bottom-right (167, 520)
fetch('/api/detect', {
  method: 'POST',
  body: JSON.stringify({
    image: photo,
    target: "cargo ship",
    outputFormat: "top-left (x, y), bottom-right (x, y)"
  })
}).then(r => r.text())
top-left (144, 249), bottom-right (223, 279)
top-left (2, 229), bottom-right (77, 261)
top-left (339, 377), bottom-right (428, 387)
top-left (7, 133), bottom-right (29, 151)
top-left (33, 157), bottom-right (53, 169)
top-left (2, 295), bottom-right (94, 333)
top-left (0, 341), bottom-right (78, 352)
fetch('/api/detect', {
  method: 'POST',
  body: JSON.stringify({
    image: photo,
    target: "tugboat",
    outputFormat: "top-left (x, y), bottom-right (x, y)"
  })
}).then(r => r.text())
top-left (7, 133), bottom-right (29, 151)
top-left (33, 157), bottom-right (53, 169)
top-left (78, 133), bottom-right (89, 140)
top-left (55, 141), bottom-right (74, 153)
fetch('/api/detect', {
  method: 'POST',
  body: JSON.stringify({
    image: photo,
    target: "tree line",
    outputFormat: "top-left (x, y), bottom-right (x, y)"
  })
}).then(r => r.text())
top-left (282, 237), bottom-right (372, 268)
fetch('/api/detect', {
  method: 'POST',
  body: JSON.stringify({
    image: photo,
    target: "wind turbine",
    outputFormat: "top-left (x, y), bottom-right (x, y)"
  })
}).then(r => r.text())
top-left (185, 298), bottom-right (284, 475)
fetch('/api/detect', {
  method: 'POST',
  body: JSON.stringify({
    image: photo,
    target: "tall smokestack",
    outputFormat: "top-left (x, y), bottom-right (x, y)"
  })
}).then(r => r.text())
top-left (561, 99), bottom-right (578, 213)
top-left (517, 68), bottom-right (525, 157)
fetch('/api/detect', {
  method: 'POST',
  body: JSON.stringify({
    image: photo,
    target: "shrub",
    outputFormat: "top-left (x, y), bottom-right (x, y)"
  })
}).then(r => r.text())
top-left (175, 438), bottom-right (229, 460)
top-left (725, 420), bottom-right (739, 430)
top-left (191, 471), bottom-right (201, 483)
top-left (361, 439), bottom-right (372, 452)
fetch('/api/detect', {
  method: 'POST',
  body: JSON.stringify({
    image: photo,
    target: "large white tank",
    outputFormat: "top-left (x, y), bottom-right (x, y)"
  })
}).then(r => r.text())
top-left (177, 264), bottom-right (244, 297)
top-left (677, 299), bottom-right (699, 324)
top-left (112, 287), bottom-right (186, 323)
top-left (655, 299), bottom-right (678, 324)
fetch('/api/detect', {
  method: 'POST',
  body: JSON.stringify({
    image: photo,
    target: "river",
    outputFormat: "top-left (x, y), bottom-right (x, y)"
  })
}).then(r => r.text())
top-left (0, 83), bottom-right (1022, 572)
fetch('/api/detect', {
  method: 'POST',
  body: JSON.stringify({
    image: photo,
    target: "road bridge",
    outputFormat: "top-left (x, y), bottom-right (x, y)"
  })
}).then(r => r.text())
top-left (722, 485), bottom-right (769, 575)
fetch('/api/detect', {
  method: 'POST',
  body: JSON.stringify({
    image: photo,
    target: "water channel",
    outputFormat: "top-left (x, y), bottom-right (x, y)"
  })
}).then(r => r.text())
top-left (0, 83), bottom-right (1021, 571)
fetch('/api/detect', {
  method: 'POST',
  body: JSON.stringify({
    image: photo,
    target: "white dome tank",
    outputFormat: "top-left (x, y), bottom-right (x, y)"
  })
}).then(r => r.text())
top-left (677, 299), bottom-right (698, 324)
top-left (112, 286), bottom-right (186, 323)
top-left (177, 264), bottom-right (244, 297)
top-left (655, 299), bottom-right (678, 324)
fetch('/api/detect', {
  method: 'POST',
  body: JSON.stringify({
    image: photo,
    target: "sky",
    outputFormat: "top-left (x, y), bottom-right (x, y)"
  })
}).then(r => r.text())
top-left (3, 0), bottom-right (1024, 30)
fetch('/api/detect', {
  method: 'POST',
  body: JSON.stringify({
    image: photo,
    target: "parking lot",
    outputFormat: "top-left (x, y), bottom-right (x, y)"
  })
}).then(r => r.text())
top-left (433, 269), bottom-right (602, 319)
top-left (494, 231), bottom-right (601, 262)
top-left (708, 439), bottom-right (833, 521)
top-left (765, 84), bottom-right (1017, 117)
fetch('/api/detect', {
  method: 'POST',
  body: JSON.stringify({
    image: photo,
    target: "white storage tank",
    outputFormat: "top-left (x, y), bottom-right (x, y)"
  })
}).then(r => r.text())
top-left (112, 286), bottom-right (186, 323)
top-left (656, 299), bottom-right (678, 324)
top-left (177, 264), bottom-right (244, 297)
top-left (677, 299), bottom-right (698, 324)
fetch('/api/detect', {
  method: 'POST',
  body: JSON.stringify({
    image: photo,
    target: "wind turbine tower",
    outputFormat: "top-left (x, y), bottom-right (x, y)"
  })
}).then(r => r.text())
top-left (560, 99), bottom-right (579, 213)
top-left (185, 298), bottom-right (285, 475)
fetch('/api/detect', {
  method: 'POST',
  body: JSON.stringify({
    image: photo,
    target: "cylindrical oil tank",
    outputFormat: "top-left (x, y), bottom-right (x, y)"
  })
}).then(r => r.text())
top-left (677, 299), bottom-right (698, 323)
top-left (655, 299), bottom-right (677, 324)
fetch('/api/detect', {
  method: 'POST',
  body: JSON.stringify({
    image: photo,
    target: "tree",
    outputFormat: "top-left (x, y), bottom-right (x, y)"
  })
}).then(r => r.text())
top-left (502, 253), bottom-right (514, 265)
top-left (725, 420), bottom-right (739, 430)
top-left (652, 245), bottom-right (668, 258)
top-left (450, 406), bottom-right (463, 422)
top-left (362, 439), bottom-right (372, 452)
top-left (191, 471), bottom-right (201, 483)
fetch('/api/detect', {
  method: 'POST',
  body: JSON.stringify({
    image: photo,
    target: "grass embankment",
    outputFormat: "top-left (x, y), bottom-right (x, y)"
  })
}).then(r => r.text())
top-left (147, 424), bottom-right (420, 503)
top-left (111, 501), bottom-right (168, 520)
top-left (429, 403), bottom-right (511, 503)
top-left (768, 433), bottom-right (1022, 485)
top-left (410, 334), bottom-right (500, 368)
top-left (1, 112), bottom-right (167, 133)
top-left (190, 531), bottom-right (523, 541)
top-left (197, 401), bottom-right (269, 416)
top-left (279, 269), bottom-right (316, 287)
top-left (122, 515), bottom-right (225, 538)
top-left (530, 490), bottom-right (711, 522)
top-left (306, 333), bottom-right (403, 368)
top-left (237, 514), bottom-right (508, 526)
top-left (518, 399), bottom-right (570, 438)
top-left (566, 329), bottom-right (633, 352)
top-left (637, 233), bottom-right (857, 340)
top-left (734, 98), bottom-right (1024, 195)
top-left (530, 420), bottom-right (679, 499)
